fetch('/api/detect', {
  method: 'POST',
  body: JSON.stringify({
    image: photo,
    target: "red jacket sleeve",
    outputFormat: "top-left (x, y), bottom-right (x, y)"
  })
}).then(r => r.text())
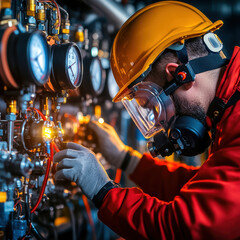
top-left (129, 153), bottom-right (199, 201)
top-left (98, 147), bottom-right (240, 240)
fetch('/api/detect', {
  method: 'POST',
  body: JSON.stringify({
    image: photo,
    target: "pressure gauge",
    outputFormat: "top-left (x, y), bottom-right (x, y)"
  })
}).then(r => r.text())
top-left (90, 58), bottom-right (103, 93)
top-left (79, 56), bottom-right (106, 97)
top-left (46, 43), bottom-right (83, 92)
top-left (99, 68), bottom-right (119, 101)
top-left (0, 25), bottom-right (51, 88)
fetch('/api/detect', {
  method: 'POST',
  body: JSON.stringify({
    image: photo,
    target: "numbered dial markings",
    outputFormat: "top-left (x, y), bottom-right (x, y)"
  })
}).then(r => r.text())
top-left (29, 34), bottom-right (48, 84)
top-left (67, 46), bottom-right (80, 87)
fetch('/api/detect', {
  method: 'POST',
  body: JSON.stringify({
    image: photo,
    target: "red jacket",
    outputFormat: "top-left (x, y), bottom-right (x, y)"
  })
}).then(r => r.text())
top-left (98, 47), bottom-right (240, 240)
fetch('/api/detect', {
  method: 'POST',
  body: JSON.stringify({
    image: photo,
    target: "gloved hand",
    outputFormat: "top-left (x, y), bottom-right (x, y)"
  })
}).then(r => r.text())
top-left (88, 121), bottom-right (142, 174)
top-left (53, 142), bottom-right (111, 200)
top-left (88, 121), bottom-right (128, 168)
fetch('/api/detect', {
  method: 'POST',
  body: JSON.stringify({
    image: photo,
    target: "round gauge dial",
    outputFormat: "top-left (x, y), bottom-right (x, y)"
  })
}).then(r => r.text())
top-left (108, 69), bottom-right (119, 99)
top-left (29, 34), bottom-right (48, 84)
top-left (90, 58), bottom-right (102, 92)
top-left (67, 46), bottom-right (81, 87)
top-left (47, 43), bottom-right (83, 92)
top-left (2, 26), bottom-right (51, 88)
top-left (78, 56), bottom-right (106, 97)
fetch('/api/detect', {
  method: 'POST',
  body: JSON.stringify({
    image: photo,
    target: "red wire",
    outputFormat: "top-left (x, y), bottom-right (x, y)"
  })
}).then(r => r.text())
top-left (14, 199), bottom-right (21, 208)
top-left (31, 142), bottom-right (53, 213)
top-left (27, 108), bottom-right (60, 213)
top-left (51, 0), bottom-right (61, 28)
top-left (39, 0), bottom-right (61, 28)
top-left (53, 142), bottom-right (60, 152)
top-left (33, 108), bottom-right (46, 121)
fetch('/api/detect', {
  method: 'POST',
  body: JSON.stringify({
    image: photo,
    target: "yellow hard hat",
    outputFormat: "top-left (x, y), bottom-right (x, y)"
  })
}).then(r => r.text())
top-left (111, 1), bottom-right (223, 102)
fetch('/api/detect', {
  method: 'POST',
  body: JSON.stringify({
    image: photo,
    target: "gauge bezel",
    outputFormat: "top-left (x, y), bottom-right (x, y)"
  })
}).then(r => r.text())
top-left (27, 32), bottom-right (51, 86)
top-left (80, 56), bottom-right (106, 97)
top-left (65, 44), bottom-right (82, 88)
top-left (0, 26), bottom-right (19, 89)
top-left (90, 57), bottom-right (105, 95)
top-left (8, 31), bottom-right (51, 86)
top-left (50, 42), bottom-right (83, 91)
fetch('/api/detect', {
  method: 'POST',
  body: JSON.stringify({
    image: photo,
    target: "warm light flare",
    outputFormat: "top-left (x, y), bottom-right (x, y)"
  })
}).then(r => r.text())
top-left (43, 127), bottom-right (52, 140)
top-left (98, 118), bottom-right (104, 124)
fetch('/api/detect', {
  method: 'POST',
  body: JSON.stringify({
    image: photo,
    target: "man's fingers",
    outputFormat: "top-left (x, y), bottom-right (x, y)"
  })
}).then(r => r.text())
top-left (55, 168), bottom-right (73, 181)
top-left (88, 121), bottom-right (113, 136)
top-left (101, 122), bottom-right (113, 130)
top-left (88, 120), bottom-right (103, 131)
top-left (53, 149), bottom-right (78, 163)
top-left (56, 158), bottom-right (75, 171)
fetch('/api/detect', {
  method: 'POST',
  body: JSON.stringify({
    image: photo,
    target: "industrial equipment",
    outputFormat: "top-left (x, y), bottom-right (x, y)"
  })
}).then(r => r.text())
top-left (0, 0), bottom-right (136, 239)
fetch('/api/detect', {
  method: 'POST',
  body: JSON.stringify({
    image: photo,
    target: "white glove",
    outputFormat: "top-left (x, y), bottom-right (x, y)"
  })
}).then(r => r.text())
top-left (53, 142), bottom-right (111, 200)
top-left (88, 121), bottom-right (128, 168)
top-left (88, 121), bottom-right (142, 174)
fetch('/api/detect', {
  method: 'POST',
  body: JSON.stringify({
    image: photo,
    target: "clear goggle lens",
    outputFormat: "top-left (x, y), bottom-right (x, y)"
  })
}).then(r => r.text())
top-left (122, 82), bottom-right (175, 138)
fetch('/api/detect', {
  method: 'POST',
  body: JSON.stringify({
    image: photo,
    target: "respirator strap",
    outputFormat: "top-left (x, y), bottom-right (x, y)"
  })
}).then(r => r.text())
top-left (190, 54), bottom-right (229, 75)
top-left (207, 90), bottom-right (240, 125)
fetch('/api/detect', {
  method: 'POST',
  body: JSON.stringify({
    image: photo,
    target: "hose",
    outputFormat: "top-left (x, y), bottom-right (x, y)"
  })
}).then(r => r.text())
top-left (58, 5), bottom-right (69, 20)
top-left (31, 142), bottom-right (53, 213)
top-left (31, 223), bottom-right (46, 240)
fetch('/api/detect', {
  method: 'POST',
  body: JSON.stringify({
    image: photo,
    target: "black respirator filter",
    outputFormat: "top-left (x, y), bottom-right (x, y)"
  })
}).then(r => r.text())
top-left (148, 116), bottom-right (211, 157)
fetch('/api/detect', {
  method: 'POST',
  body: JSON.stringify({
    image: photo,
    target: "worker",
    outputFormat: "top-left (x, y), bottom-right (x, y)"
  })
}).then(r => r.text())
top-left (53, 1), bottom-right (240, 239)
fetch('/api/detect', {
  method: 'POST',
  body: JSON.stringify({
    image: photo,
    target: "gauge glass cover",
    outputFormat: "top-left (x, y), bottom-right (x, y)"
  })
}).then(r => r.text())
top-left (29, 34), bottom-right (47, 84)
top-left (90, 58), bottom-right (102, 92)
top-left (67, 46), bottom-right (81, 87)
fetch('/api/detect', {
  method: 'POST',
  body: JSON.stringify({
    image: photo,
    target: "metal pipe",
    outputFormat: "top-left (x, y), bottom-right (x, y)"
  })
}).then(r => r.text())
top-left (82, 0), bottom-right (130, 28)
top-left (7, 120), bottom-right (13, 152)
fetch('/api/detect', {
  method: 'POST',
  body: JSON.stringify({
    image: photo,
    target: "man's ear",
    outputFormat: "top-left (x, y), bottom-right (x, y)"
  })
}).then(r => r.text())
top-left (165, 63), bottom-right (194, 90)
top-left (165, 63), bottom-right (179, 82)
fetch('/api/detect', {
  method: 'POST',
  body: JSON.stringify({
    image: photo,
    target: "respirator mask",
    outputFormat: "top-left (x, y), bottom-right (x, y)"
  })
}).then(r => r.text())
top-left (122, 81), bottom-right (211, 157)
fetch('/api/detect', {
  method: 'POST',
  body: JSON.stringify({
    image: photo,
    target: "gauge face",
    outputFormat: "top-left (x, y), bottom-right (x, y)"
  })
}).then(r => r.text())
top-left (49, 43), bottom-right (82, 91)
top-left (90, 58), bottom-right (102, 92)
top-left (108, 69), bottom-right (119, 99)
top-left (29, 34), bottom-right (48, 85)
top-left (67, 46), bottom-right (81, 87)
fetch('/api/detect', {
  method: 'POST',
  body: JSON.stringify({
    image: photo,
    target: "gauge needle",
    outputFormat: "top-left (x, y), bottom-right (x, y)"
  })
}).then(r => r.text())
top-left (69, 66), bottom-right (75, 78)
top-left (31, 52), bottom-right (44, 73)
top-left (68, 62), bottom-right (76, 78)
top-left (33, 52), bottom-right (42, 61)
top-left (68, 62), bottom-right (76, 68)
top-left (36, 57), bottom-right (44, 73)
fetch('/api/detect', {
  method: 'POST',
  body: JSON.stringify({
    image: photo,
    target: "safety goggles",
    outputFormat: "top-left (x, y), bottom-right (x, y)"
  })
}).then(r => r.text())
top-left (121, 81), bottom-right (175, 138)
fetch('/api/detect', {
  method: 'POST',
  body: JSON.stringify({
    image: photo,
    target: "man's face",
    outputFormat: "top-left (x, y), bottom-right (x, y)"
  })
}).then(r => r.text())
top-left (171, 92), bottom-right (206, 125)
top-left (148, 68), bottom-right (207, 125)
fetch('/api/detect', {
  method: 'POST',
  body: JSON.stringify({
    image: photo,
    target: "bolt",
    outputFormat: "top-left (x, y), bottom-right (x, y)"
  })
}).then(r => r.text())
top-left (171, 130), bottom-right (180, 140)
